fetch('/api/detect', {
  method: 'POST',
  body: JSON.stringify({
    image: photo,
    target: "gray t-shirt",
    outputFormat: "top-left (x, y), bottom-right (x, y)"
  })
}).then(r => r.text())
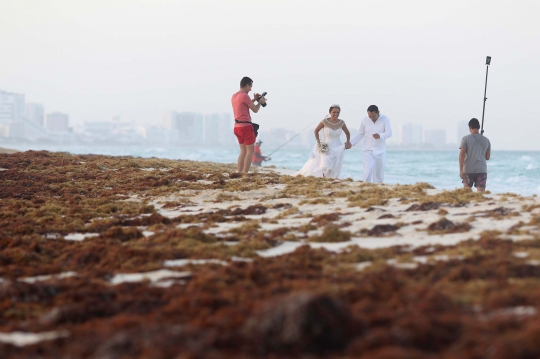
top-left (460, 134), bottom-right (491, 173)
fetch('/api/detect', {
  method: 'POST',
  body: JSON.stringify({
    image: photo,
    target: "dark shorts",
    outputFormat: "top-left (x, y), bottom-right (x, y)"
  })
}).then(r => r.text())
top-left (233, 125), bottom-right (256, 145)
top-left (462, 173), bottom-right (487, 188)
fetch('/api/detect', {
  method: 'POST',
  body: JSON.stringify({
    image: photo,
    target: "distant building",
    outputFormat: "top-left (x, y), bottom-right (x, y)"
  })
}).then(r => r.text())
top-left (83, 121), bottom-right (113, 141)
top-left (162, 111), bottom-right (177, 130)
top-left (8, 121), bottom-right (26, 139)
top-left (112, 116), bottom-right (133, 134)
top-left (22, 119), bottom-right (48, 141)
top-left (0, 90), bottom-right (72, 142)
top-left (111, 116), bottom-right (142, 143)
top-left (0, 90), bottom-right (25, 124)
top-left (260, 128), bottom-right (308, 151)
top-left (204, 113), bottom-right (232, 146)
top-left (179, 112), bottom-right (203, 144)
top-left (400, 124), bottom-right (412, 145)
top-left (301, 128), bottom-right (317, 149)
top-left (9, 120), bottom-right (47, 141)
top-left (203, 113), bottom-right (219, 145)
top-left (145, 126), bottom-right (180, 145)
top-left (260, 127), bottom-right (305, 150)
top-left (162, 111), bottom-right (204, 145)
top-left (264, 128), bottom-right (287, 149)
top-left (46, 112), bottom-right (70, 132)
top-left (0, 91), bottom-right (50, 140)
top-left (456, 120), bottom-right (469, 144)
top-left (78, 117), bottom-right (142, 144)
top-left (25, 103), bottom-right (44, 126)
top-left (0, 124), bottom-right (9, 137)
top-left (400, 123), bottom-right (423, 145)
top-left (424, 129), bottom-right (447, 147)
top-left (0, 90), bottom-right (25, 138)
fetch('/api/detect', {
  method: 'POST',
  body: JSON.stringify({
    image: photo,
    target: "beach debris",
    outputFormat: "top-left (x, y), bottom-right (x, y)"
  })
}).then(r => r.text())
top-left (243, 292), bottom-right (357, 354)
top-left (163, 259), bottom-right (228, 267)
top-left (3, 151), bottom-right (540, 358)
top-left (427, 218), bottom-right (471, 233)
top-left (310, 213), bottom-right (340, 227)
top-left (309, 225), bottom-right (351, 242)
top-left (364, 224), bottom-right (400, 236)
top-left (477, 206), bottom-right (519, 219)
top-left (100, 226), bottom-right (144, 242)
top-left (271, 203), bottom-right (293, 210)
top-left (406, 201), bottom-right (441, 211)
top-left (231, 204), bottom-right (267, 215)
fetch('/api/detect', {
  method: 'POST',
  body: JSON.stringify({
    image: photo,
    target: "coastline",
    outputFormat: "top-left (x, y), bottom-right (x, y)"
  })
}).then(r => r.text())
top-left (0, 147), bottom-right (18, 154)
top-left (2, 145), bottom-right (538, 196)
top-left (1, 150), bottom-right (540, 358)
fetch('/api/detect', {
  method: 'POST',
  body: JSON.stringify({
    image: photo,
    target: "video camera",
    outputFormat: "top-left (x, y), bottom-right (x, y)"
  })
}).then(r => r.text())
top-left (256, 92), bottom-right (268, 107)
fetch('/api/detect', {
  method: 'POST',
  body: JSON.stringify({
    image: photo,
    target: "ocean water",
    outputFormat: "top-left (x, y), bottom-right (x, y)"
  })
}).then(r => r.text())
top-left (6, 144), bottom-right (540, 196)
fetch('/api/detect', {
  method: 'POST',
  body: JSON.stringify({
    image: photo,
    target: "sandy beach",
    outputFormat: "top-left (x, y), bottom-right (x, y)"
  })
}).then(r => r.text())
top-left (2, 150), bottom-right (540, 358)
top-left (0, 147), bottom-right (18, 154)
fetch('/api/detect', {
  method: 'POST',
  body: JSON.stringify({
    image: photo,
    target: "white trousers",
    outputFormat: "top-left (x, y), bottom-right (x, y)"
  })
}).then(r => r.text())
top-left (362, 151), bottom-right (386, 183)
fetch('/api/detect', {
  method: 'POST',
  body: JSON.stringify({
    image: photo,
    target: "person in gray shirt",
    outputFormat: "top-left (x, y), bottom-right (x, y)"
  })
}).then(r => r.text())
top-left (459, 118), bottom-right (491, 192)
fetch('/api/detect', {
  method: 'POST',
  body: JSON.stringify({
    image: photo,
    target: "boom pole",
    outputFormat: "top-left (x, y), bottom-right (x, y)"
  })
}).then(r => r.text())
top-left (480, 56), bottom-right (491, 135)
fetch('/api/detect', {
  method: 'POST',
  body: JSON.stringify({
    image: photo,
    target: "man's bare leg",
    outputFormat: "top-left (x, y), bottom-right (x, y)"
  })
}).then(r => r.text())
top-left (477, 187), bottom-right (486, 192)
top-left (238, 144), bottom-right (247, 173)
top-left (242, 144), bottom-right (254, 173)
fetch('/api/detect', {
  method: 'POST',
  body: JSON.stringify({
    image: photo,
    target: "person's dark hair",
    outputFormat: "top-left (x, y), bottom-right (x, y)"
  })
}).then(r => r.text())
top-left (329, 104), bottom-right (341, 113)
top-left (240, 77), bottom-right (253, 88)
top-left (367, 105), bottom-right (379, 113)
top-left (468, 118), bottom-right (480, 129)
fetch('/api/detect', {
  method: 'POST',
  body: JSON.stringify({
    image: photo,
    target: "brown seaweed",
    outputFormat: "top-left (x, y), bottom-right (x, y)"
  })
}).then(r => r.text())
top-left (427, 218), bottom-right (472, 234)
top-left (2, 151), bottom-right (540, 359)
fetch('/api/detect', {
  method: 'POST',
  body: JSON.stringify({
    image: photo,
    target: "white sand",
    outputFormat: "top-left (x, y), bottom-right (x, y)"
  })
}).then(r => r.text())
top-left (20, 272), bottom-right (77, 283)
top-left (0, 331), bottom-right (69, 347)
top-left (260, 167), bottom-right (297, 176)
top-left (64, 233), bottom-right (99, 241)
top-left (110, 269), bottom-right (191, 285)
top-left (164, 259), bottom-right (228, 267)
top-left (152, 169), bottom-right (540, 257)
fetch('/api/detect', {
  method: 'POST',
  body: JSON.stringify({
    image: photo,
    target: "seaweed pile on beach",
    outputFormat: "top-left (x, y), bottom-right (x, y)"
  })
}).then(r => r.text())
top-left (2, 150), bottom-right (540, 358)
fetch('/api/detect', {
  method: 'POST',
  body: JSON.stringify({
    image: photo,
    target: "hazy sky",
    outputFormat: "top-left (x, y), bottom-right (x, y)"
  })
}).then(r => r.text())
top-left (1, 0), bottom-right (539, 149)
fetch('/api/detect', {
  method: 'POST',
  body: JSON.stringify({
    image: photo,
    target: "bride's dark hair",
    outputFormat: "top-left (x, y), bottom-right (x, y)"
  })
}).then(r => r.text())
top-left (329, 104), bottom-right (341, 113)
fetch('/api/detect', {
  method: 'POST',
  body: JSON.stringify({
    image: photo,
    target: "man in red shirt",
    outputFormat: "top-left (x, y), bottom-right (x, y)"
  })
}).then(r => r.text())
top-left (231, 76), bottom-right (266, 173)
top-left (251, 138), bottom-right (270, 167)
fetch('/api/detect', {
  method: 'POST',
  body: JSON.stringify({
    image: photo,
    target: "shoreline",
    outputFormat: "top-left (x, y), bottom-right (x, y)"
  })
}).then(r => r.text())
top-left (0, 147), bottom-right (18, 154)
top-left (2, 147), bottom-right (538, 197)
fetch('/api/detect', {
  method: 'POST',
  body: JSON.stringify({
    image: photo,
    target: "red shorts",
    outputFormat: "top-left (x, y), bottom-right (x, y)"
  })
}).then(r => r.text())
top-left (234, 125), bottom-right (256, 145)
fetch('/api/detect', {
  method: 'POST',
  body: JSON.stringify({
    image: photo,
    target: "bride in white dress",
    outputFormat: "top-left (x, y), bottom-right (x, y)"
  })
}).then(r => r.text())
top-left (295, 104), bottom-right (352, 178)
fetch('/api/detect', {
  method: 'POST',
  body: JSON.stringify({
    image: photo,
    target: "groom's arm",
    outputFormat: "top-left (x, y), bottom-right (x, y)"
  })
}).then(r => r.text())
top-left (378, 117), bottom-right (392, 140)
top-left (350, 120), bottom-right (365, 146)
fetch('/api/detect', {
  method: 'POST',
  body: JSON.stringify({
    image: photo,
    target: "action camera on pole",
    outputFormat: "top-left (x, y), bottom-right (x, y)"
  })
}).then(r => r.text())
top-left (480, 56), bottom-right (491, 135)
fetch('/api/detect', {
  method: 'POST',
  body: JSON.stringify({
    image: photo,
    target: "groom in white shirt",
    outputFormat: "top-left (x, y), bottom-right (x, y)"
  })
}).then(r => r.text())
top-left (350, 105), bottom-right (392, 183)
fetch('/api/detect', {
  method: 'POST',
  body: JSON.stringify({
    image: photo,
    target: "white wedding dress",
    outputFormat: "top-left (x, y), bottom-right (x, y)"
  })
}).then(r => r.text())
top-left (294, 118), bottom-right (346, 179)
